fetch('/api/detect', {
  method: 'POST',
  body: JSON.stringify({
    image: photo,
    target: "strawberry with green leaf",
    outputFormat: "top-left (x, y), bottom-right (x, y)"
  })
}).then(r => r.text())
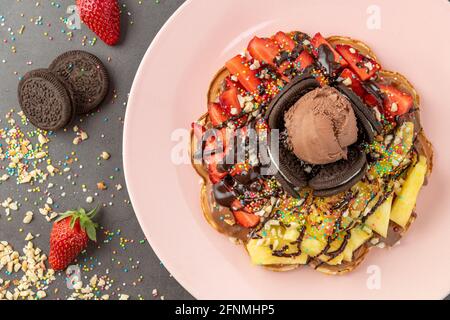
top-left (49, 207), bottom-right (99, 271)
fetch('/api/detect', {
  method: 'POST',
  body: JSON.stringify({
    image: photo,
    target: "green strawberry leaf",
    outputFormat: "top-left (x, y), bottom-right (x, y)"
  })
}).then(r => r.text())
top-left (55, 210), bottom-right (75, 223)
top-left (70, 215), bottom-right (77, 229)
top-left (85, 224), bottom-right (97, 242)
top-left (54, 207), bottom-right (100, 242)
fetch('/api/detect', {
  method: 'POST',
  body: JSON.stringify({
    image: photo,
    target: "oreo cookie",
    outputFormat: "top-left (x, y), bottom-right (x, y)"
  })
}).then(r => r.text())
top-left (18, 69), bottom-right (75, 131)
top-left (313, 164), bottom-right (367, 197)
top-left (49, 50), bottom-right (109, 114)
top-left (309, 147), bottom-right (367, 196)
top-left (277, 141), bottom-right (308, 189)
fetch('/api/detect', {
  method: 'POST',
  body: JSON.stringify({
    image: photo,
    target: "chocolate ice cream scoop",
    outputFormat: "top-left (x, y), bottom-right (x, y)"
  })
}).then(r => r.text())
top-left (284, 86), bottom-right (358, 165)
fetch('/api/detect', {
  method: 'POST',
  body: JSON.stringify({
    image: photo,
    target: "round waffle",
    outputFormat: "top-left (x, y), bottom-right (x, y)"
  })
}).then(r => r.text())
top-left (191, 32), bottom-right (434, 275)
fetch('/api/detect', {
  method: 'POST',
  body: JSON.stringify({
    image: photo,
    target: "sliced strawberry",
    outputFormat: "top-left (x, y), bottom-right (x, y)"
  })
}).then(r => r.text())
top-left (233, 210), bottom-right (260, 228)
top-left (311, 32), bottom-right (347, 67)
top-left (247, 36), bottom-right (280, 67)
top-left (207, 161), bottom-right (227, 184)
top-left (273, 32), bottom-right (298, 77)
top-left (274, 31), bottom-right (296, 52)
top-left (335, 44), bottom-right (381, 81)
top-left (339, 68), bottom-right (365, 97)
top-left (229, 162), bottom-right (251, 177)
top-left (219, 86), bottom-right (242, 116)
top-left (339, 69), bottom-right (381, 108)
top-left (224, 76), bottom-right (234, 89)
top-left (294, 50), bottom-right (314, 71)
top-left (225, 55), bottom-right (261, 94)
top-left (378, 84), bottom-right (413, 117)
top-left (230, 199), bottom-right (244, 211)
top-left (208, 102), bottom-right (229, 126)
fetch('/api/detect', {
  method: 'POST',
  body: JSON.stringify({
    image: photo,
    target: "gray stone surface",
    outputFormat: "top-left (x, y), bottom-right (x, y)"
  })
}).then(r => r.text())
top-left (0, 0), bottom-right (192, 300)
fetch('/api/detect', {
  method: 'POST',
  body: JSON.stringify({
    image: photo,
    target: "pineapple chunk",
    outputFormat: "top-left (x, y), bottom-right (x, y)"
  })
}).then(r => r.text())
top-left (318, 237), bottom-right (345, 265)
top-left (366, 196), bottom-right (393, 237)
top-left (350, 181), bottom-right (380, 219)
top-left (247, 239), bottom-right (308, 265)
top-left (301, 236), bottom-right (326, 257)
top-left (326, 253), bottom-right (345, 265)
top-left (343, 227), bottom-right (372, 262)
top-left (247, 224), bottom-right (306, 265)
top-left (283, 228), bottom-right (300, 242)
top-left (390, 156), bottom-right (427, 227)
top-left (368, 122), bottom-right (414, 179)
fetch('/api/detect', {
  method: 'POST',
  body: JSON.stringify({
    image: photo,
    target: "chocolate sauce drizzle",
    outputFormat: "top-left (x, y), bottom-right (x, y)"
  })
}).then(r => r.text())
top-left (272, 226), bottom-right (307, 258)
top-left (317, 44), bottom-right (342, 78)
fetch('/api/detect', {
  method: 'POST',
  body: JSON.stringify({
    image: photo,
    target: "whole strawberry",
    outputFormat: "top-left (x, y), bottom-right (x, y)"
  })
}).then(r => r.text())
top-left (49, 207), bottom-right (99, 271)
top-left (76, 0), bottom-right (120, 46)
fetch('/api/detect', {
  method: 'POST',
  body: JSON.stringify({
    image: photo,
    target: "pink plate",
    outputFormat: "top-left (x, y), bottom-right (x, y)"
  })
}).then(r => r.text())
top-left (124, 0), bottom-right (450, 299)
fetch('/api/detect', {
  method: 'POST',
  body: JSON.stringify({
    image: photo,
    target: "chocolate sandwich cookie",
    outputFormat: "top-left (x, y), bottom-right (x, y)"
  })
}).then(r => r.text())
top-left (313, 163), bottom-right (367, 197)
top-left (18, 69), bottom-right (75, 131)
top-left (49, 50), bottom-right (109, 114)
top-left (277, 141), bottom-right (309, 189)
top-left (309, 147), bottom-right (368, 197)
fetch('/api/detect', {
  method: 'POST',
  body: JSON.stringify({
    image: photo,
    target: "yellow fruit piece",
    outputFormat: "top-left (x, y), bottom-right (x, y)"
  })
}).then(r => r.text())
top-left (325, 253), bottom-right (345, 265)
top-left (318, 237), bottom-right (345, 265)
top-left (368, 122), bottom-right (414, 179)
top-left (343, 227), bottom-right (372, 262)
top-left (366, 195), bottom-right (393, 238)
top-left (390, 156), bottom-right (427, 227)
top-left (247, 239), bottom-right (308, 265)
top-left (301, 236), bottom-right (326, 257)
top-left (283, 228), bottom-right (300, 242)
top-left (350, 181), bottom-right (380, 219)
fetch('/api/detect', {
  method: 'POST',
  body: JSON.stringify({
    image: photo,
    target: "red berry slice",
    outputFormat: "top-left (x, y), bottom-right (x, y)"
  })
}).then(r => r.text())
top-left (247, 36), bottom-right (280, 67)
top-left (274, 31), bottom-right (296, 52)
top-left (294, 50), bottom-right (314, 71)
top-left (219, 86), bottom-right (242, 116)
top-left (311, 32), bottom-right (347, 67)
top-left (207, 161), bottom-right (227, 184)
top-left (208, 102), bottom-right (229, 126)
top-left (335, 44), bottom-right (381, 81)
top-left (233, 210), bottom-right (260, 228)
top-left (225, 55), bottom-right (262, 94)
top-left (378, 84), bottom-right (413, 117)
top-left (339, 68), bottom-right (366, 97)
